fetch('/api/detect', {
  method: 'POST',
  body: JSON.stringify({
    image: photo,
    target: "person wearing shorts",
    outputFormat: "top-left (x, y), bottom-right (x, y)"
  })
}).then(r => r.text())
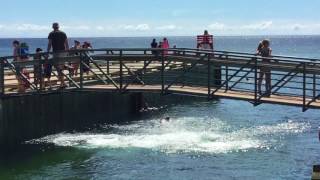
top-left (47, 22), bottom-right (69, 88)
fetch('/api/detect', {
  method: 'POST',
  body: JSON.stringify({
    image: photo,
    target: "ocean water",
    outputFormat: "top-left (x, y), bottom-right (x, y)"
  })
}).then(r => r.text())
top-left (0, 36), bottom-right (320, 179)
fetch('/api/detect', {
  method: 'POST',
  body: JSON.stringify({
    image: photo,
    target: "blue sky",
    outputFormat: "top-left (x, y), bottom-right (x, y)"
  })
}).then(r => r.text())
top-left (1, 0), bottom-right (320, 37)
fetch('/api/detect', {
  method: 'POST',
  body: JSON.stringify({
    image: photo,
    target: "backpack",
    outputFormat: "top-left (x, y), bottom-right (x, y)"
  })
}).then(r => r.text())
top-left (19, 42), bottom-right (29, 59)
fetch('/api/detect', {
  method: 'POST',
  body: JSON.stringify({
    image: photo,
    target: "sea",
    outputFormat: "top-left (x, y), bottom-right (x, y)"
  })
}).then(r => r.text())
top-left (0, 36), bottom-right (320, 180)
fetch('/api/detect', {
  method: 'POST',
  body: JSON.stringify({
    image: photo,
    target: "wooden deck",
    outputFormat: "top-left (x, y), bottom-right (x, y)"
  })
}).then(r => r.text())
top-left (85, 84), bottom-right (320, 109)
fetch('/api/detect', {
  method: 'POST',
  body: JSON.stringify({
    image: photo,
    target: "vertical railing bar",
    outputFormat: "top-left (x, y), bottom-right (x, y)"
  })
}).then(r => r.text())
top-left (303, 62), bottom-right (307, 112)
top-left (207, 54), bottom-right (211, 99)
top-left (313, 71), bottom-right (316, 99)
top-left (254, 57), bottom-right (258, 105)
top-left (143, 50), bottom-right (147, 76)
top-left (225, 65), bottom-right (229, 92)
top-left (106, 50), bottom-right (110, 75)
top-left (79, 52), bottom-right (84, 89)
top-left (120, 50), bottom-right (123, 92)
top-left (0, 58), bottom-right (4, 96)
top-left (39, 56), bottom-right (44, 92)
top-left (161, 50), bottom-right (165, 95)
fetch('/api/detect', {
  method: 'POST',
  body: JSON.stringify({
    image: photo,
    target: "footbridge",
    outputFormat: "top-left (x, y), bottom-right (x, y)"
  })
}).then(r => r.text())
top-left (1, 48), bottom-right (320, 112)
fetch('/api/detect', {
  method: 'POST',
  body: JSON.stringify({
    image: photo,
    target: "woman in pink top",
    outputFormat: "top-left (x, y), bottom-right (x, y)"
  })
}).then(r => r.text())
top-left (162, 38), bottom-right (169, 55)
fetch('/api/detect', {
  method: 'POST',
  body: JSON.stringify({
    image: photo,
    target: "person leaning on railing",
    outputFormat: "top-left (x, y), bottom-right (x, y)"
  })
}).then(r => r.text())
top-left (257, 39), bottom-right (272, 97)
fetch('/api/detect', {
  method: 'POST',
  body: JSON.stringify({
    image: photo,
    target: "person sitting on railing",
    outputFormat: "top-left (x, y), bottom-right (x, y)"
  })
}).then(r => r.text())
top-left (257, 39), bottom-right (272, 96)
top-left (197, 30), bottom-right (213, 50)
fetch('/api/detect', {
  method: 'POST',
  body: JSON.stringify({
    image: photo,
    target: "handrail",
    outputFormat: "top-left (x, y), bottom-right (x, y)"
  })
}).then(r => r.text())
top-left (1, 48), bottom-right (319, 64)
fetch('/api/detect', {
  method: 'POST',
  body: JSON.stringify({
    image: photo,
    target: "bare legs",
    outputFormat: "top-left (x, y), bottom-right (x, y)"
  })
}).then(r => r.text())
top-left (258, 69), bottom-right (271, 96)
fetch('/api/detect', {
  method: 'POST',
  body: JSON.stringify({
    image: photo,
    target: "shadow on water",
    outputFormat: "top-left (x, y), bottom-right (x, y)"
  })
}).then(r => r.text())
top-left (0, 144), bottom-right (95, 179)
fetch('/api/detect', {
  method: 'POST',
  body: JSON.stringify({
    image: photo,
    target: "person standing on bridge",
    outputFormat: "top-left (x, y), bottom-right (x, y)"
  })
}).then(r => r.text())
top-left (162, 38), bottom-right (170, 55)
top-left (151, 39), bottom-right (158, 56)
top-left (47, 22), bottom-right (69, 89)
top-left (12, 40), bottom-right (25, 93)
top-left (257, 39), bottom-right (272, 96)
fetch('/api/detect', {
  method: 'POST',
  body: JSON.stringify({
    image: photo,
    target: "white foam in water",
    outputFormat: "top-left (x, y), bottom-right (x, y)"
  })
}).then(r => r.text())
top-left (28, 118), bottom-right (310, 154)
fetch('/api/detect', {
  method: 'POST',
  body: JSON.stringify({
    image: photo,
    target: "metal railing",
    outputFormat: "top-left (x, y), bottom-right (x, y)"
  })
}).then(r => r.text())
top-left (0, 48), bottom-right (319, 111)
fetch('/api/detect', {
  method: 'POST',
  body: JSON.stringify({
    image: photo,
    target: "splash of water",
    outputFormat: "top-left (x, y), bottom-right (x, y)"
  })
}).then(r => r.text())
top-left (27, 118), bottom-right (310, 154)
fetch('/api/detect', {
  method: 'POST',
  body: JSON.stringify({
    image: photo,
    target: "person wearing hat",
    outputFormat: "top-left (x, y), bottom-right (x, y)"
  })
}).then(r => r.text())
top-left (47, 22), bottom-right (69, 88)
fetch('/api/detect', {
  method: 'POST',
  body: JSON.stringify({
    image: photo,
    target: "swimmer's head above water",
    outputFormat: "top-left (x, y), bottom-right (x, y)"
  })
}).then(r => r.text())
top-left (161, 117), bottom-right (170, 123)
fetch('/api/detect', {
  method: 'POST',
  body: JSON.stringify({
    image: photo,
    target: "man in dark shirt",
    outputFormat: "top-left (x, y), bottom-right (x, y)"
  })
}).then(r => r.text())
top-left (47, 22), bottom-right (69, 88)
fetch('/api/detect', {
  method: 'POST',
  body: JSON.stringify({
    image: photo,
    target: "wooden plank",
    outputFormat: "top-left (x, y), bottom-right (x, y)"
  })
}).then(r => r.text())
top-left (84, 84), bottom-right (320, 109)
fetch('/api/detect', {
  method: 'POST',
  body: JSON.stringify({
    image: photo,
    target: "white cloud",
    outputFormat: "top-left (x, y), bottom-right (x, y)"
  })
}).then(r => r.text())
top-left (63, 25), bottom-right (91, 31)
top-left (156, 25), bottom-right (178, 30)
top-left (1, 20), bottom-right (320, 37)
top-left (135, 24), bottom-right (150, 31)
top-left (16, 24), bottom-right (50, 31)
top-left (123, 24), bottom-right (150, 31)
top-left (96, 26), bottom-right (104, 31)
top-left (208, 23), bottom-right (225, 31)
top-left (241, 21), bottom-right (273, 30)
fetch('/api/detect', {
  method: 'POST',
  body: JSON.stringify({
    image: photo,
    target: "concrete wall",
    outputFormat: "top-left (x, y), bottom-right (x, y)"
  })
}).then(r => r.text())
top-left (0, 91), bottom-right (144, 147)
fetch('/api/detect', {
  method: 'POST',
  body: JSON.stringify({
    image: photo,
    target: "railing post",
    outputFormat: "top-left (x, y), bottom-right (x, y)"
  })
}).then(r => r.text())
top-left (207, 54), bottom-right (211, 99)
top-left (79, 52), bottom-right (84, 89)
top-left (120, 50), bottom-right (123, 92)
top-left (106, 51), bottom-right (110, 75)
top-left (303, 63), bottom-right (307, 112)
top-left (225, 65), bottom-right (229, 91)
top-left (0, 58), bottom-right (4, 96)
top-left (313, 73), bottom-right (316, 99)
top-left (39, 57), bottom-right (44, 92)
top-left (254, 57), bottom-right (258, 105)
top-left (144, 50), bottom-right (147, 74)
top-left (161, 50), bottom-right (165, 95)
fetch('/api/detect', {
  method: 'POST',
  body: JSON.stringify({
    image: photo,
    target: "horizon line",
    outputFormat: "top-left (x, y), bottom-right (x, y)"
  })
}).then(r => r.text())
top-left (1, 34), bottom-right (320, 39)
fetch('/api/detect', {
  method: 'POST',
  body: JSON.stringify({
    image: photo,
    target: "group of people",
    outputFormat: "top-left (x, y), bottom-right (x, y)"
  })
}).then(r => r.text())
top-left (12, 22), bottom-right (93, 92)
top-left (11, 24), bottom-right (273, 96)
top-left (150, 37), bottom-right (172, 55)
